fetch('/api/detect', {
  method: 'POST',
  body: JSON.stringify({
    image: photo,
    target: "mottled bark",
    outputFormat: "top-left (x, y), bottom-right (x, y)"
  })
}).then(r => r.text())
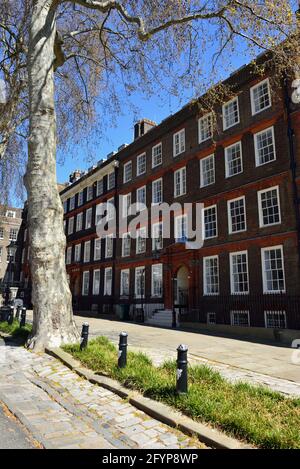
top-left (24, 0), bottom-right (79, 350)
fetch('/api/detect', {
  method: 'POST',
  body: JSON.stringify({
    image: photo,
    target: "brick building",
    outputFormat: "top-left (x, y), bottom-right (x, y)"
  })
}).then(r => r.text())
top-left (0, 205), bottom-right (24, 305)
top-left (21, 55), bottom-right (300, 336)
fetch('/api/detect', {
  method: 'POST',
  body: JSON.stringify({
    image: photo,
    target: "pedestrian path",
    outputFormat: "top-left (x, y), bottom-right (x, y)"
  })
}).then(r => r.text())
top-left (0, 342), bottom-right (204, 449)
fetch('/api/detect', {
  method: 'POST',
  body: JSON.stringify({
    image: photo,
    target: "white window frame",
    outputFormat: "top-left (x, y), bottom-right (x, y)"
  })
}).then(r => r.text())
top-left (0, 227), bottom-right (3, 239)
top-left (264, 310), bottom-right (287, 329)
top-left (123, 161), bottom-right (132, 183)
top-left (120, 269), bottom-right (130, 297)
top-left (250, 78), bottom-right (271, 116)
top-left (175, 214), bottom-right (187, 242)
top-left (202, 205), bottom-right (218, 240)
top-left (173, 129), bottom-right (185, 157)
top-left (200, 154), bottom-right (215, 188)
top-left (105, 234), bottom-right (114, 258)
top-left (136, 227), bottom-right (147, 254)
top-left (92, 269), bottom-right (101, 295)
top-left (152, 143), bottom-right (162, 168)
top-left (230, 251), bottom-right (249, 295)
top-left (230, 310), bottom-right (250, 327)
top-left (94, 238), bottom-right (101, 260)
top-left (203, 255), bottom-right (219, 296)
top-left (198, 113), bottom-right (213, 143)
top-left (122, 233), bottom-right (131, 257)
top-left (225, 141), bottom-right (243, 178)
top-left (207, 312), bottom-right (216, 325)
top-left (122, 193), bottom-right (132, 218)
top-left (96, 179), bottom-right (104, 196)
top-left (76, 212), bottom-right (83, 232)
top-left (84, 241), bottom-right (91, 263)
top-left (152, 178), bottom-right (163, 205)
top-left (68, 217), bottom-right (74, 235)
top-left (85, 208), bottom-right (93, 229)
top-left (227, 196), bottom-right (247, 234)
top-left (78, 190), bottom-right (84, 206)
top-left (82, 271), bottom-right (90, 296)
top-left (152, 222), bottom-right (163, 251)
top-left (104, 267), bottom-right (113, 295)
top-left (66, 246), bottom-right (72, 265)
top-left (107, 197), bottom-right (115, 221)
top-left (86, 185), bottom-right (93, 202)
top-left (151, 264), bottom-right (163, 298)
top-left (135, 266), bottom-right (145, 298)
top-left (74, 244), bottom-right (81, 262)
top-left (222, 97), bottom-right (240, 130)
top-left (254, 126), bottom-right (276, 167)
top-left (261, 245), bottom-right (286, 294)
top-left (69, 196), bottom-right (75, 211)
top-left (174, 167), bottom-right (187, 198)
top-left (107, 171), bottom-right (115, 190)
top-left (258, 186), bottom-right (281, 228)
top-left (136, 186), bottom-right (146, 210)
top-left (137, 153), bottom-right (146, 176)
top-left (9, 228), bottom-right (18, 241)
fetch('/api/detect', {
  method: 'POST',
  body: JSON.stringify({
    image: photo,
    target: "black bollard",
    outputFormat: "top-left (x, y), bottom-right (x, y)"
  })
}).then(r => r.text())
top-left (8, 306), bottom-right (14, 325)
top-left (176, 344), bottom-right (188, 394)
top-left (20, 307), bottom-right (26, 328)
top-left (15, 305), bottom-right (21, 321)
top-left (172, 309), bottom-right (177, 328)
top-left (80, 322), bottom-right (89, 350)
top-left (118, 332), bottom-right (128, 368)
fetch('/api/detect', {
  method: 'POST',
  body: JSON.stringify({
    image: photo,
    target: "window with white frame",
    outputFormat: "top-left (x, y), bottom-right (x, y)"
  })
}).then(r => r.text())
top-left (84, 241), bottom-right (91, 263)
top-left (68, 217), bottom-right (74, 235)
top-left (69, 196), bottom-right (75, 211)
top-left (207, 312), bottom-right (216, 325)
top-left (152, 178), bottom-right (163, 204)
top-left (175, 214), bottom-right (187, 242)
top-left (264, 310), bottom-right (286, 329)
top-left (174, 167), bottom-right (186, 197)
top-left (200, 154), bottom-right (215, 187)
top-left (104, 267), bottom-right (112, 295)
top-left (107, 171), bottom-right (115, 190)
top-left (122, 233), bottom-right (131, 257)
top-left (203, 256), bottom-right (219, 295)
top-left (262, 246), bottom-right (285, 293)
top-left (173, 129), bottom-right (185, 157)
top-left (230, 251), bottom-right (249, 294)
top-left (203, 205), bottom-right (217, 239)
top-left (94, 238), bottom-right (101, 260)
top-left (152, 222), bottom-right (163, 251)
top-left (251, 78), bottom-right (271, 115)
top-left (74, 244), bottom-right (81, 262)
top-left (78, 190), bottom-right (83, 206)
top-left (6, 210), bottom-right (16, 218)
top-left (225, 142), bottom-right (243, 177)
top-left (223, 97), bottom-right (239, 130)
top-left (93, 269), bottom-right (100, 295)
top-left (152, 143), bottom-right (162, 167)
top-left (258, 186), bottom-right (281, 227)
top-left (7, 247), bottom-right (16, 262)
top-left (254, 126), bottom-right (276, 167)
top-left (105, 234), bottom-right (114, 258)
top-left (9, 228), bottom-right (18, 241)
top-left (136, 186), bottom-right (146, 210)
top-left (82, 271), bottom-right (90, 296)
top-left (107, 197), bottom-right (115, 220)
top-left (152, 264), bottom-right (163, 297)
top-left (63, 219), bottom-right (66, 234)
top-left (120, 269), bottom-right (130, 297)
top-left (87, 185), bottom-right (93, 201)
top-left (228, 197), bottom-right (246, 234)
top-left (0, 247), bottom-right (3, 262)
top-left (230, 310), bottom-right (250, 327)
top-left (66, 246), bottom-right (72, 265)
top-left (95, 204), bottom-right (102, 226)
top-left (63, 201), bottom-right (68, 213)
top-left (85, 208), bottom-right (92, 229)
top-left (122, 193), bottom-right (131, 218)
top-left (96, 179), bottom-right (104, 196)
top-left (137, 153), bottom-right (146, 176)
top-left (198, 113), bottom-right (213, 143)
top-left (135, 266), bottom-right (145, 298)
top-left (0, 227), bottom-right (3, 239)
top-left (123, 161), bottom-right (132, 183)
top-left (76, 213), bottom-right (83, 232)
top-left (136, 227), bottom-right (147, 254)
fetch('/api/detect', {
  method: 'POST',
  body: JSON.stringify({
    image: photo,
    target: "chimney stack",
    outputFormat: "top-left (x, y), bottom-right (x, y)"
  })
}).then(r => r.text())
top-left (134, 118), bottom-right (156, 140)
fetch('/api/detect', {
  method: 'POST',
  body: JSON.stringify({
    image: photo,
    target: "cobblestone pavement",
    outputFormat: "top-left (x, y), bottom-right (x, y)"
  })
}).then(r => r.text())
top-left (69, 315), bottom-right (300, 398)
top-left (0, 342), bottom-right (205, 449)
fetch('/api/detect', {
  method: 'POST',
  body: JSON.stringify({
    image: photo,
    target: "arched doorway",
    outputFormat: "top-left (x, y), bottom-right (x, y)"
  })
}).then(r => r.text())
top-left (174, 266), bottom-right (189, 306)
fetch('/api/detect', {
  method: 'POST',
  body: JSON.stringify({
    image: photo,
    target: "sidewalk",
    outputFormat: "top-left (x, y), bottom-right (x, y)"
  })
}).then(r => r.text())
top-left (70, 315), bottom-right (300, 397)
top-left (0, 339), bottom-right (204, 449)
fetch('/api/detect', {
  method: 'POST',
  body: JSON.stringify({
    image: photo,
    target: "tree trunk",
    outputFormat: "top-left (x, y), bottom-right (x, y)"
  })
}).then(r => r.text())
top-left (24, 0), bottom-right (79, 351)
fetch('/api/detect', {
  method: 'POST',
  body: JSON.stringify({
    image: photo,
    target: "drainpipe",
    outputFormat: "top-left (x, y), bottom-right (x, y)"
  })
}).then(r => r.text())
top-left (284, 78), bottom-right (300, 268)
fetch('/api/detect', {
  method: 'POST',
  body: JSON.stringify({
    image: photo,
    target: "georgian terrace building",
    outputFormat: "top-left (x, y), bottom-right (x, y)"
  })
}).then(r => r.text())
top-left (21, 56), bottom-right (300, 338)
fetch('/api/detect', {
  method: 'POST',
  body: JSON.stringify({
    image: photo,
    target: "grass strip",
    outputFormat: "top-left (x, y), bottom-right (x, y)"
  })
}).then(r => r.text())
top-left (64, 336), bottom-right (300, 449)
top-left (0, 320), bottom-right (32, 342)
